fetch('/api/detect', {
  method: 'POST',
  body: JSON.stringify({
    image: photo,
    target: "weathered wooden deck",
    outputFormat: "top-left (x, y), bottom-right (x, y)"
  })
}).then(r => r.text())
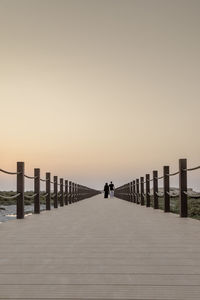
top-left (0, 194), bottom-right (200, 299)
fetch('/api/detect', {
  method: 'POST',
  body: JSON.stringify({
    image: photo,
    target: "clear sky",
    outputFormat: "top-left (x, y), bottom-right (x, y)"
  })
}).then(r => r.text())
top-left (0, 0), bottom-right (200, 191)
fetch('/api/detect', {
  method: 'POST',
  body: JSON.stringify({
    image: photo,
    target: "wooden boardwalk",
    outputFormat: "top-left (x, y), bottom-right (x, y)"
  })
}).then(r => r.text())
top-left (0, 194), bottom-right (200, 299)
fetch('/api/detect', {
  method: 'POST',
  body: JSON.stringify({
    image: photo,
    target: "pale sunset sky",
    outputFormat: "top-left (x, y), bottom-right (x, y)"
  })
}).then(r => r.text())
top-left (0, 0), bottom-right (200, 190)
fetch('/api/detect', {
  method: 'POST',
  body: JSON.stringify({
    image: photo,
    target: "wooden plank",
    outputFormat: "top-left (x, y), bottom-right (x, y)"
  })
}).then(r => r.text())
top-left (0, 285), bottom-right (200, 299)
top-left (0, 257), bottom-right (200, 265)
top-left (0, 273), bottom-right (200, 285)
top-left (0, 264), bottom-right (200, 275)
top-left (0, 194), bottom-right (200, 299)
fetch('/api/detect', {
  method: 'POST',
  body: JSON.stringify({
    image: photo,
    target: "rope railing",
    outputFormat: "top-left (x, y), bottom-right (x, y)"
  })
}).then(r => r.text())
top-left (24, 193), bottom-right (37, 200)
top-left (40, 178), bottom-right (47, 182)
top-left (166, 171), bottom-right (179, 177)
top-left (0, 161), bottom-right (100, 219)
top-left (114, 158), bottom-right (200, 218)
top-left (155, 192), bottom-right (164, 197)
top-left (42, 193), bottom-right (49, 198)
top-left (0, 168), bottom-right (20, 175)
top-left (188, 195), bottom-right (200, 199)
top-left (0, 193), bottom-right (21, 200)
top-left (183, 166), bottom-right (200, 172)
top-left (166, 192), bottom-right (179, 198)
top-left (183, 191), bottom-right (200, 198)
top-left (155, 176), bottom-right (164, 180)
top-left (24, 174), bottom-right (38, 179)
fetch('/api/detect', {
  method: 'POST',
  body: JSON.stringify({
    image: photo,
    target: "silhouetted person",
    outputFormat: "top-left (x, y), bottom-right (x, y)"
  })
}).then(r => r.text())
top-left (104, 183), bottom-right (109, 198)
top-left (109, 181), bottom-right (115, 198)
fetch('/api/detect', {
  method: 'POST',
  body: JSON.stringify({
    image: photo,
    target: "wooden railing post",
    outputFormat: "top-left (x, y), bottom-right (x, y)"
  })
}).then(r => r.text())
top-left (46, 172), bottom-right (51, 210)
top-left (133, 180), bottom-right (136, 203)
top-left (140, 177), bottom-right (144, 206)
top-left (54, 176), bottom-right (58, 208)
top-left (124, 184), bottom-right (129, 201)
top-left (179, 159), bottom-right (187, 217)
top-left (128, 183), bottom-right (131, 202)
top-left (17, 162), bottom-right (24, 219)
top-left (65, 180), bottom-right (68, 205)
top-left (71, 181), bottom-right (73, 203)
top-left (73, 182), bottom-right (76, 202)
top-left (136, 179), bottom-right (139, 204)
top-left (69, 181), bottom-right (72, 204)
top-left (74, 182), bottom-right (76, 202)
top-left (130, 182), bottom-right (133, 202)
top-left (146, 174), bottom-right (150, 207)
top-left (153, 170), bottom-right (158, 209)
top-left (77, 184), bottom-right (79, 201)
top-left (79, 184), bottom-right (83, 201)
top-left (74, 183), bottom-right (77, 202)
top-left (71, 182), bottom-right (73, 203)
top-left (74, 183), bottom-right (76, 202)
top-left (75, 183), bottom-right (78, 202)
top-left (60, 178), bottom-right (64, 207)
top-left (34, 168), bottom-right (40, 214)
top-left (164, 166), bottom-right (170, 212)
top-left (121, 185), bottom-right (123, 200)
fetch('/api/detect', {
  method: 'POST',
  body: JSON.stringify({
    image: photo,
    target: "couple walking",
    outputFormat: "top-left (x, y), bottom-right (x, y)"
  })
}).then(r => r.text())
top-left (104, 181), bottom-right (115, 198)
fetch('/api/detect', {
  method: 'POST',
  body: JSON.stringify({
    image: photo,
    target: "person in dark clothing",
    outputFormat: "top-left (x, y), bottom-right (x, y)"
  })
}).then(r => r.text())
top-left (109, 181), bottom-right (115, 198)
top-left (104, 183), bottom-right (109, 198)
